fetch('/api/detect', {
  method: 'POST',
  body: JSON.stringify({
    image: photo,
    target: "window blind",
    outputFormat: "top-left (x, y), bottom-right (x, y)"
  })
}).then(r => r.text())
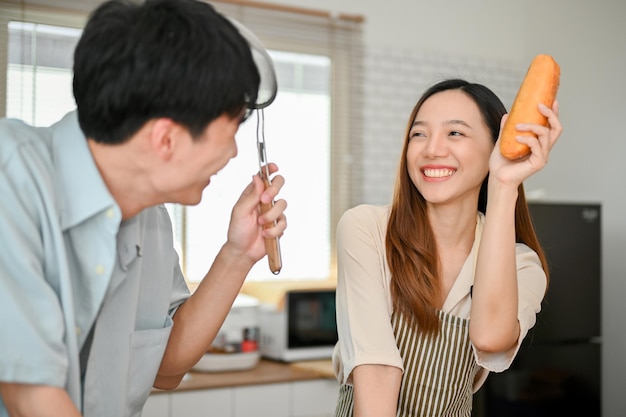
top-left (210, 2), bottom-right (364, 275)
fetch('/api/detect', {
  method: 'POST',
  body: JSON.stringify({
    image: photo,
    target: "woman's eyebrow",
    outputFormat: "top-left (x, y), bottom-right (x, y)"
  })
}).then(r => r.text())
top-left (444, 119), bottom-right (471, 128)
top-left (412, 119), bottom-right (472, 128)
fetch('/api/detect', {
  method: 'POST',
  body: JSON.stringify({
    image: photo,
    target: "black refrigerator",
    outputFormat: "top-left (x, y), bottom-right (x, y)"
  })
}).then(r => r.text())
top-left (478, 201), bottom-right (602, 416)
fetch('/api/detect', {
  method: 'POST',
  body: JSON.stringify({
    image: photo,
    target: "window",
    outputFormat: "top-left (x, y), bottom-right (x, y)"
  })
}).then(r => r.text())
top-left (1, 2), bottom-right (363, 284)
top-left (6, 21), bottom-right (79, 125)
top-left (181, 50), bottom-right (332, 282)
top-left (204, 3), bottom-right (363, 283)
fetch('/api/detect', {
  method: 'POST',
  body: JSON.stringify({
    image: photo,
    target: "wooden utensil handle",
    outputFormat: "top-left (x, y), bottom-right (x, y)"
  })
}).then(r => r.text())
top-left (260, 177), bottom-right (282, 274)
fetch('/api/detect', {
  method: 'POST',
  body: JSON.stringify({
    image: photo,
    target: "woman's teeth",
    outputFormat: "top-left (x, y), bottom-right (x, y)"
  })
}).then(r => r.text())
top-left (423, 168), bottom-right (455, 178)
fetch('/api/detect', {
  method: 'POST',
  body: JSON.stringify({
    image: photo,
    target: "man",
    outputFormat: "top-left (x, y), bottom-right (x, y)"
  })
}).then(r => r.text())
top-left (0, 0), bottom-right (287, 416)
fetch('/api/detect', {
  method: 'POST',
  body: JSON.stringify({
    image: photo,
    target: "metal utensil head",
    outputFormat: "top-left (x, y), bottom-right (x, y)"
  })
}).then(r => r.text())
top-left (227, 17), bottom-right (278, 110)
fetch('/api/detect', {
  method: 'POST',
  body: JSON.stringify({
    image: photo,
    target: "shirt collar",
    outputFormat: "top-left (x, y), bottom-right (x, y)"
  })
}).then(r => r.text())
top-left (442, 212), bottom-right (484, 311)
top-left (51, 111), bottom-right (120, 230)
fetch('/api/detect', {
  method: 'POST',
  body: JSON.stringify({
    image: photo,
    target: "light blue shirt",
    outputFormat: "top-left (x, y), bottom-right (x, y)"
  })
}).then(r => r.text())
top-left (0, 112), bottom-right (190, 417)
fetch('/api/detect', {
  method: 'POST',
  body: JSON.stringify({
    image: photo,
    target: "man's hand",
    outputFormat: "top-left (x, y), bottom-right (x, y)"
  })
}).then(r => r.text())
top-left (226, 162), bottom-right (287, 265)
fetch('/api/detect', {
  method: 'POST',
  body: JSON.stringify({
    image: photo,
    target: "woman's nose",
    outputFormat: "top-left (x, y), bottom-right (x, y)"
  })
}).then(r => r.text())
top-left (423, 133), bottom-right (448, 158)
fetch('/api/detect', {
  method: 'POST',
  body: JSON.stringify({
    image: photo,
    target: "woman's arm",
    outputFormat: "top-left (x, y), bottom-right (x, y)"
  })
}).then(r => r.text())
top-left (334, 206), bottom-right (404, 414)
top-left (470, 102), bottom-right (562, 352)
top-left (470, 182), bottom-right (521, 352)
top-left (352, 365), bottom-right (402, 417)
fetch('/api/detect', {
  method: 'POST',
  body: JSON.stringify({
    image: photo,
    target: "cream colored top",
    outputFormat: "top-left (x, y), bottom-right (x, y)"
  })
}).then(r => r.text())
top-left (332, 204), bottom-right (547, 392)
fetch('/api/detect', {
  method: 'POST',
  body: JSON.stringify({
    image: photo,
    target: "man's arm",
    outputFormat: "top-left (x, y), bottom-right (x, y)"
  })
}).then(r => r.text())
top-left (154, 241), bottom-right (258, 389)
top-left (0, 383), bottom-right (82, 417)
top-left (154, 167), bottom-right (286, 389)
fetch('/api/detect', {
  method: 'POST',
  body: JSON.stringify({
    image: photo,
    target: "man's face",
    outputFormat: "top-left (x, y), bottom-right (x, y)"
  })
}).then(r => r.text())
top-left (160, 113), bottom-right (242, 206)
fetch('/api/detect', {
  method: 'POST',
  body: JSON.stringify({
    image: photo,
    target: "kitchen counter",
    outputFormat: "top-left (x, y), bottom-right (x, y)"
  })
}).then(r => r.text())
top-left (289, 359), bottom-right (336, 379)
top-left (152, 359), bottom-right (335, 394)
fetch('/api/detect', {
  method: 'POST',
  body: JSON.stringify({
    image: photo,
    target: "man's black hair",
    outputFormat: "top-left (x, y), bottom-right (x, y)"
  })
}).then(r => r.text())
top-left (73, 0), bottom-right (260, 144)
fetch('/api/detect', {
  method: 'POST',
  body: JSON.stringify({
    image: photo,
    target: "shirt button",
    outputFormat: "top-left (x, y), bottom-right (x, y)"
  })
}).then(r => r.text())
top-left (76, 326), bottom-right (81, 336)
top-left (106, 208), bottom-right (115, 218)
top-left (95, 264), bottom-right (105, 275)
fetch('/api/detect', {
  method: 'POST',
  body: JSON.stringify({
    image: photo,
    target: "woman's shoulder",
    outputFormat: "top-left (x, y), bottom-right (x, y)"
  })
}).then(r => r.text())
top-left (342, 203), bottom-right (390, 220)
top-left (515, 242), bottom-right (539, 260)
top-left (339, 204), bottom-right (390, 228)
top-left (336, 204), bottom-right (391, 242)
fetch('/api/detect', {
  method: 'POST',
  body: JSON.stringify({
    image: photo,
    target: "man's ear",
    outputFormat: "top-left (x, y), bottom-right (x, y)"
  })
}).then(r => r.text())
top-left (149, 118), bottom-right (181, 161)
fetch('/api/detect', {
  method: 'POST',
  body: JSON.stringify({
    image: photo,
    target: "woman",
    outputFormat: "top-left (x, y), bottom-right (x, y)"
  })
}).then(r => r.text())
top-left (332, 79), bottom-right (562, 417)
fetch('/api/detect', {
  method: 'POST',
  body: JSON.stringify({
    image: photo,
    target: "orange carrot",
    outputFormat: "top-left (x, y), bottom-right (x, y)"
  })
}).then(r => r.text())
top-left (500, 54), bottom-right (560, 160)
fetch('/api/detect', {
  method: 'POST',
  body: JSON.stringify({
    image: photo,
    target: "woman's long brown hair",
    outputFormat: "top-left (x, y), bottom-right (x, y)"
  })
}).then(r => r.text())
top-left (386, 79), bottom-right (549, 336)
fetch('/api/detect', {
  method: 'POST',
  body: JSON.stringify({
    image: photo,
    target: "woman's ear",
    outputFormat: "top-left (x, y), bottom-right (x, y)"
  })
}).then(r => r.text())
top-left (500, 113), bottom-right (509, 130)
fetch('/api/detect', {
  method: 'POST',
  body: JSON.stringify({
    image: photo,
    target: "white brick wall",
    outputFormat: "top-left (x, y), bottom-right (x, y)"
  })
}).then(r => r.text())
top-left (349, 45), bottom-right (525, 207)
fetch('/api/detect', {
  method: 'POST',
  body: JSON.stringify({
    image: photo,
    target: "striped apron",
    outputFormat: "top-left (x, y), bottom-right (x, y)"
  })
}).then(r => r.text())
top-left (334, 310), bottom-right (479, 417)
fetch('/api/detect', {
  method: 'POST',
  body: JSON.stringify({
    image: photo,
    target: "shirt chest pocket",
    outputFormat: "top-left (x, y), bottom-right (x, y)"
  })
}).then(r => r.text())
top-left (125, 315), bottom-right (173, 417)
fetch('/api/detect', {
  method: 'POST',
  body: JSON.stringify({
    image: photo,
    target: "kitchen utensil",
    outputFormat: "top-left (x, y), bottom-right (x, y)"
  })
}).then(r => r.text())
top-left (229, 17), bottom-right (282, 274)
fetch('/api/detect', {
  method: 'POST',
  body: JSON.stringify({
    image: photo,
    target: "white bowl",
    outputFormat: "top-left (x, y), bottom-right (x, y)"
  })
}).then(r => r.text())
top-left (192, 351), bottom-right (261, 373)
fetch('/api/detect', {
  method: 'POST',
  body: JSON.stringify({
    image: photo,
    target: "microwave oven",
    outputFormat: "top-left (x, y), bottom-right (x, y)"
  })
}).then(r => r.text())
top-left (258, 288), bottom-right (338, 362)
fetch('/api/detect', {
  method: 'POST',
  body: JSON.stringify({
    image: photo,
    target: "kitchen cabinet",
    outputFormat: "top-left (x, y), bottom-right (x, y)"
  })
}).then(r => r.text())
top-left (171, 388), bottom-right (232, 417)
top-left (142, 360), bottom-right (339, 417)
top-left (234, 383), bottom-right (290, 417)
top-left (143, 380), bottom-right (338, 417)
top-left (290, 379), bottom-right (339, 417)
top-left (143, 392), bottom-right (169, 417)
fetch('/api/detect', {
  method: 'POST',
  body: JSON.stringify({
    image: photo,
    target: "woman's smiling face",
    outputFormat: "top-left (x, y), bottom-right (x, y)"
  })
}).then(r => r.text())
top-left (406, 89), bottom-right (494, 207)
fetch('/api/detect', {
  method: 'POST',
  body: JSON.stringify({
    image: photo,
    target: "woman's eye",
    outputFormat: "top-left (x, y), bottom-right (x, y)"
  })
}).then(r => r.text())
top-left (410, 131), bottom-right (426, 139)
top-left (449, 130), bottom-right (465, 137)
